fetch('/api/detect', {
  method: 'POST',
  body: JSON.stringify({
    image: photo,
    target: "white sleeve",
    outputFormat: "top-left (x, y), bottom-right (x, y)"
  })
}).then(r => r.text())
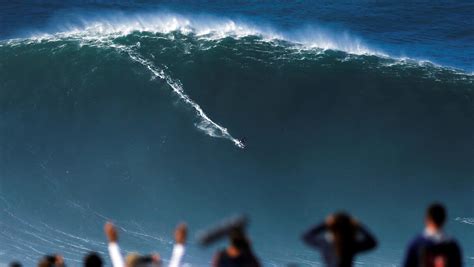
top-left (168, 244), bottom-right (185, 267)
top-left (108, 242), bottom-right (125, 267)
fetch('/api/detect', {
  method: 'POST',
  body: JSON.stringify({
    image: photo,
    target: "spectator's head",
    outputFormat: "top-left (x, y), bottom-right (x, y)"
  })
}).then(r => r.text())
top-left (38, 255), bottom-right (64, 267)
top-left (125, 253), bottom-right (160, 267)
top-left (229, 227), bottom-right (251, 252)
top-left (426, 203), bottom-right (447, 230)
top-left (327, 212), bottom-right (357, 258)
top-left (84, 252), bottom-right (103, 267)
top-left (9, 262), bottom-right (22, 267)
top-left (126, 253), bottom-right (141, 267)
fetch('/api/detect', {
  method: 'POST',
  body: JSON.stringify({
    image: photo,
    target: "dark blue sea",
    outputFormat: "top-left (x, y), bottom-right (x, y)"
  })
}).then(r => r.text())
top-left (0, 1), bottom-right (473, 266)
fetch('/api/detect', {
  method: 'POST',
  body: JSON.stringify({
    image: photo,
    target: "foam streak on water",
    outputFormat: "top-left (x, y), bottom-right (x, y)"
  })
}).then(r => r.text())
top-left (122, 48), bottom-right (245, 148)
top-left (455, 217), bottom-right (474, 226)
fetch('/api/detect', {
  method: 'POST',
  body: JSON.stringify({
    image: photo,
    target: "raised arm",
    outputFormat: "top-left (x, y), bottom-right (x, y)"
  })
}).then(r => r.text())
top-left (302, 222), bottom-right (327, 248)
top-left (105, 222), bottom-right (125, 267)
top-left (354, 224), bottom-right (377, 252)
top-left (169, 223), bottom-right (187, 267)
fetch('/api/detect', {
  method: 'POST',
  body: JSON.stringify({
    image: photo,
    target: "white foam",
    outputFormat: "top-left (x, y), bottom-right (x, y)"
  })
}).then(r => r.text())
top-left (6, 11), bottom-right (473, 74)
top-left (286, 26), bottom-right (385, 56)
top-left (27, 11), bottom-right (381, 56)
top-left (29, 12), bottom-right (276, 43)
top-left (455, 217), bottom-right (474, 225)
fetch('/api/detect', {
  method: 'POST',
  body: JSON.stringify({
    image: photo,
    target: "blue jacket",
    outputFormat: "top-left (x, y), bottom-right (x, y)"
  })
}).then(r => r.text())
top-left (403, 231), bottom-right (462, 267)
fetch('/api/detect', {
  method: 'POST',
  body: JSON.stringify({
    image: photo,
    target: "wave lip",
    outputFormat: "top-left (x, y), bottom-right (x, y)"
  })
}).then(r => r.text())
top-left (6, 10), bottom-right (474, 73)
top-left (47, 13), bottom-right (280, 41)
top-left (28, 11), bottom-right (386, 57)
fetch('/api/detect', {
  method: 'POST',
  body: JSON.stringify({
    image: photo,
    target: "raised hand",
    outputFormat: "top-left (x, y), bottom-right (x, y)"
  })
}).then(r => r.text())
top-left (105, 222), bottom-right (118, 243)
top-left (174, 223), bottom-right (187, 244)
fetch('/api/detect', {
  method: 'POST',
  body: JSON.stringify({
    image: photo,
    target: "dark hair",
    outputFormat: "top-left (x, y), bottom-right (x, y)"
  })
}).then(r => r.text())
top-left (9, 262), bottom-right (22, 267)
top-left (229, 227), bottom-right (251, 252)
top-left (328, 212), bottom-right (357, 259)
top-left (427, 203), bottom-right (446, 227)
top-left (84, 252), bottom-right (103, 267)
top-left (38, 255), bottom-right (57, 267)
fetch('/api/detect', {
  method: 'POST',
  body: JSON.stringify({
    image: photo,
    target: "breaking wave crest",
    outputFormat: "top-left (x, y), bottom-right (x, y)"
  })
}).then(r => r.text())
top-left (1, 12), bottom-right (472, 149)
top-left (28, 11), bottom-right (382, 56)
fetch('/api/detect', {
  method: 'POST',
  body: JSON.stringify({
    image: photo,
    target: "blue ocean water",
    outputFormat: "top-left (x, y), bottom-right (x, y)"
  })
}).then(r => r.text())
top-left (2, 0), bottom-right (474, 71)
top-left (0, 1), bottom-right (473, 266)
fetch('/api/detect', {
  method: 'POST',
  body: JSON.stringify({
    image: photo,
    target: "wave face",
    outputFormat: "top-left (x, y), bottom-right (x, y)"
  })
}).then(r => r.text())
top-left (0, 17), bottom-right (474, 266)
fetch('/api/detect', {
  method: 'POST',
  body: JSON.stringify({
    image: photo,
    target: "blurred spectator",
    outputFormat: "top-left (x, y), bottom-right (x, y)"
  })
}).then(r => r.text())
top-left (302, 212), bottom-right (377, 267)
top-left (403, 203), bottom-right (462, 267)
top-left (37, 254), bottom-right (64, 267)
top-left (9, 262), bottom-right (22, 267)
top-left (212, 227), bottom-right (261, 267)
top-left (125, 253), bottom-right (160, 267)
top-left (169, 223), bottom-right (187, 267)
top-left (84, 252), bottom-right (103, 267)
top-left (104, 222), bottom-right (186, 267)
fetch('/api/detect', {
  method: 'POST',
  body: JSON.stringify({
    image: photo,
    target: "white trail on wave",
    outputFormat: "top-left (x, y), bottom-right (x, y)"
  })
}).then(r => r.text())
top-left (104, 41), bottom-right (245, 148)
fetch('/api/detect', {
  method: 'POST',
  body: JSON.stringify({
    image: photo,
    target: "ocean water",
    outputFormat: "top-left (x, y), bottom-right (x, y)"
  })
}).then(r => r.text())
top-left (0, 1), bottom-right (473, 266)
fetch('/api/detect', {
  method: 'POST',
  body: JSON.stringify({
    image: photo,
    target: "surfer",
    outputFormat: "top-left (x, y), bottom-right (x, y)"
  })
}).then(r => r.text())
top-left (240, 137), bottom-right (247, 148)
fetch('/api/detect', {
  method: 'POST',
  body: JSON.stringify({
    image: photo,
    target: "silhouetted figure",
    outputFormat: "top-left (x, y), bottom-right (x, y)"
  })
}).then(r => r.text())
top-left (9, 262), bottom-right (22, 267)
top-left (170, 223), bottom-right (187, 267)
top-left (197, 215), bottom-right (260, 267)
top-left (213, 227), bottom-right (261, 267)
top-left (84, 252), bottom-right (103, 267)
top-left (37, 255), bottom-right (65, 267)
top-left (403, 203), bottom-right (462, 267)
top-left (302, 212), bottom-right (377, 267)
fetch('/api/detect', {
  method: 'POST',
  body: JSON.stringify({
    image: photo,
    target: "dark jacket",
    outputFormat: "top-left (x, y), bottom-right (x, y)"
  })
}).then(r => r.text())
top-left (214, 249), bottom-right (260, 267)
top-left (403, 231), bottom-right (462, 267)
top-left (302, 223), bottom-right (377, 267)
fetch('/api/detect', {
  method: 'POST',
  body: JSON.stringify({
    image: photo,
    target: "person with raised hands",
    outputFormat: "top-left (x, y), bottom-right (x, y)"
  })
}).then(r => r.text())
top-left (169, 223), bottom-right (187, 267)
top-left (302, 212), bottom-right (377, 267)
top-left (104, 222), bottom-right (125, 267)
top-left (104, 222), bottom-right (187, 267)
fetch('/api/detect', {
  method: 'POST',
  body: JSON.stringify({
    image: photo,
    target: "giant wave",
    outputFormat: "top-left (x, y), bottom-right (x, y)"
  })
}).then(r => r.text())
top-left (2, 12), bottom-right (471, 148)
top-left (1, 12), bottom-right (474, 266)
